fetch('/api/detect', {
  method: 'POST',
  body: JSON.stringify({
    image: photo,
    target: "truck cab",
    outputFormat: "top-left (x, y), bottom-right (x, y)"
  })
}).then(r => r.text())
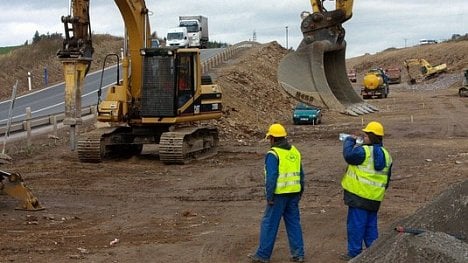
top-left (384, 67), bottom-right (401, 84)
top-left (166, 27), bottom-right (189, 48)
top-left (179, 16), bottom-right (209, 49)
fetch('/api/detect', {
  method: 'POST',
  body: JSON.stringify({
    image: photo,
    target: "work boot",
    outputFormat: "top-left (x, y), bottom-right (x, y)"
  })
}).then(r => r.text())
top-left (247, 253), bottom-right (270, 263)
top-left (339, 253), bottom-right (353, 261)
top-left (290, 256), bottom-right (305, 262)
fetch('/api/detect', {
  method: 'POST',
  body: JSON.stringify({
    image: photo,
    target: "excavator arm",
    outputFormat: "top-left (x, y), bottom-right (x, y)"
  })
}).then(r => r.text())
top-left (278, 0), bottom-right (377, 116)
top-left (57, 0), bottom-right (94, 150)
top-left (57, 0), bottom-right (152, 149)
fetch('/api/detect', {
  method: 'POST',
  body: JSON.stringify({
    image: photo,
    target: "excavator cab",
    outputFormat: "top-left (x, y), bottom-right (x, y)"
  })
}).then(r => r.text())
top-left (131, 47), bottom-right (222, 120)
top-left (140, 48), bottom-right (199, 117)
top-left (278, 0), bottom-right (377, 116)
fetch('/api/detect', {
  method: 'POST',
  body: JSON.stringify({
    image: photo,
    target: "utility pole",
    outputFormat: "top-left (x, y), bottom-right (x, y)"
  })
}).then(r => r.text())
top-left (285, 26), bottom-right (289, 49)
top-left (404, 38), bottom-right (407, 48)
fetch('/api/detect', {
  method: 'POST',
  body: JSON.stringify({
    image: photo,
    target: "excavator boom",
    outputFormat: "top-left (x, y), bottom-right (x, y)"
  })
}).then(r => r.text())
top-left (278, 0), bottom-right (377, 116)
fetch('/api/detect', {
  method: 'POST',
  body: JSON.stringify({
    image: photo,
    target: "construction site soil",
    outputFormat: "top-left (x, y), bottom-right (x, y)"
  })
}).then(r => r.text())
top-left (1, 41), bottom-right (467, 263)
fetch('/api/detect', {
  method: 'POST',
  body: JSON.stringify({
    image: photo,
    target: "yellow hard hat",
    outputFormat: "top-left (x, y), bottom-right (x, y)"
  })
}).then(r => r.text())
top-left (265, 123), bottom-right (287, 139)
top-left (362, 121), bottom-right (384, 136)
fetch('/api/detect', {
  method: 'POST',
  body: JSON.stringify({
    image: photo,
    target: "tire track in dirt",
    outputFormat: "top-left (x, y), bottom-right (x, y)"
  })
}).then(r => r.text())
top-left (430, 94), bottom-right (468, 138)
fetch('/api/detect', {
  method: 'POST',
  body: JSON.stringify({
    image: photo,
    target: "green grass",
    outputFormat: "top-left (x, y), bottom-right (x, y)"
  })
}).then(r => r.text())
top-left (0, 45), bottom-right (21, 55)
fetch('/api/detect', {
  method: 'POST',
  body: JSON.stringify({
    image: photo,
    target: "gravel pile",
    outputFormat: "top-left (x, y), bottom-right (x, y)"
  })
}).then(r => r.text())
top-left (353, 180), bottom-right (468, 263)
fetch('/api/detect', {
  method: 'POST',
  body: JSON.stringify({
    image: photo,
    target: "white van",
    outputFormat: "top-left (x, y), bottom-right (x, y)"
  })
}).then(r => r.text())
top-left (166, 27), bottom-right (189, 48)
top-left (419, 39), bottom-right (437, 45)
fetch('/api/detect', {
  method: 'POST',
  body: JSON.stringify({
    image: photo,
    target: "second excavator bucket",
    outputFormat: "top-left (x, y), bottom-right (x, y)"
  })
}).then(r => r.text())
top-left (1, 170), bottom-right (44, 211)
top-left (278, 41), bottom-right (378, 116)
top-left (278, 1), bottom-right (378, 116)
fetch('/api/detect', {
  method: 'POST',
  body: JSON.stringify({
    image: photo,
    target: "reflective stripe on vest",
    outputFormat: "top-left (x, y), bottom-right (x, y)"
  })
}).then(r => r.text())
top-left (341, 145), bottom-right (392, 201)
top-left (266, 146), bottom-right (302, 194)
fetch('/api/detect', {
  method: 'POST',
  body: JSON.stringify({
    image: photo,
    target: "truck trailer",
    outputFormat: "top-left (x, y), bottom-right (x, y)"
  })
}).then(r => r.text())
top-left (179, 15), bottom-right (209, 48)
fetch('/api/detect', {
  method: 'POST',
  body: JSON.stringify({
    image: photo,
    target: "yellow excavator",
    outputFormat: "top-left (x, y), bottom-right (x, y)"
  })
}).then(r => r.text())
top-left (403, 59), bottom-right (447, 84)
top-left (57, 0), bottom-right (222, 164)
top-left (1, 170), bottom-right (44, 210)
top-left (278, 0), bottom-right (377, 116)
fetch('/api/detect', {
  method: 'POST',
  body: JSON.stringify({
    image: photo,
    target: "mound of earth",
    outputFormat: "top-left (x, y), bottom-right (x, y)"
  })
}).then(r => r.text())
top-left (0, 35), bottom-right (123, 100)
top-left (354, 180), bottom-right (468, 263)
top-left (346, 40), bottom-right (468, 86)
top-left (211, 42), bottom-right (299, 144)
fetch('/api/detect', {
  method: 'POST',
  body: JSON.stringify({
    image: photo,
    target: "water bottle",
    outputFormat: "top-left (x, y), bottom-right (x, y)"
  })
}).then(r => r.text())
top-left (339, 133), bottom-right (351, 141)
top-left (339, 133), bottom-right (364, 144)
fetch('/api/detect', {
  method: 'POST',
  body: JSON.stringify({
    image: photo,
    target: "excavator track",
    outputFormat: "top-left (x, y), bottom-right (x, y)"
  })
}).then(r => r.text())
top-left (77, 127), bottom-right (117, 163)
top-left (159, 126), bottom-right (218, 164)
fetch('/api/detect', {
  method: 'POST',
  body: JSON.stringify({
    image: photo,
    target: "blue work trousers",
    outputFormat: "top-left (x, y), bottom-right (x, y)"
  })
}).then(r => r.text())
top-left (346, 206), bottom-right (378, 257)
top-left (255, 194), bottom-right (304, 260)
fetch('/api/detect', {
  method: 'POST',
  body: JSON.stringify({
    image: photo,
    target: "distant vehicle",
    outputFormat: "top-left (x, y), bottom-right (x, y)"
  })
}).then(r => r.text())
top-left (403, 58), bottom-right (447, 84)
top-left (179, 15), bottom-right (209, 48)
top-left (293, 103), bottom-right (322, 125)
top-left (419, 39), bottom-right (438, 45)
top-left (384, 67), bottom-right (401, 84)
top-left (361, 68), bottom-right (389, 99)
top-left (165, 27), bottom-right (189, 48)
top-left (151, 38), bottom-right (160, 48)
top-left (347, 69), bottom-right (357, 83)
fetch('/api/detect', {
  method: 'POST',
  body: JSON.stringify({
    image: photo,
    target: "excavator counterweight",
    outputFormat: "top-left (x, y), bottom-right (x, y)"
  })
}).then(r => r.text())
top-left (278, 0), bottom-right (377, 116)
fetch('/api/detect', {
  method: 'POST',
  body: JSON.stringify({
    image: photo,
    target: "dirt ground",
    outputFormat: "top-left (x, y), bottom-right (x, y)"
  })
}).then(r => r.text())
top-left (0, 43), bottom-right (467, 263)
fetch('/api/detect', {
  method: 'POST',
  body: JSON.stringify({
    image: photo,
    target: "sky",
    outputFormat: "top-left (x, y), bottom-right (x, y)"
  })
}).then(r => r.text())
top-left (0, 0), bottom-right (466, 58)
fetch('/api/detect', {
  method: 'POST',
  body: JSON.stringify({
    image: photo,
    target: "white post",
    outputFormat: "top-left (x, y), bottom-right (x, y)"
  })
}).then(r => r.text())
top-left (25, 107), bottom-right (32, 147)
top-left (28, 72), bottom-right (32, 91)
top-left (52, 115), bottom-right (58, 138)
top-left (2, 81), bottom-right (18, 154)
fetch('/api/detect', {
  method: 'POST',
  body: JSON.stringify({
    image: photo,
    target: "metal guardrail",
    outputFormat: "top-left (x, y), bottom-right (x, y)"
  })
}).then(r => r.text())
top-left (0, 42), bottom-right (259, 137)
top-left (201, 41), bottom-right (259, 74)
top-left (0, 106), bottom-right (95, 135)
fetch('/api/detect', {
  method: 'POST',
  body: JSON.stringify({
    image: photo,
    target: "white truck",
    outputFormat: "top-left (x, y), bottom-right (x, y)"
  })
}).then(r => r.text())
top-left (166, 27), bottom-right (189, 48)
top-left (178, 16), bottom-right (209, 49)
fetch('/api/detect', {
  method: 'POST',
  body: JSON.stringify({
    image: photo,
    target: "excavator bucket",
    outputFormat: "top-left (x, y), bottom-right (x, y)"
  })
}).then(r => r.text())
top-left (1, 170), bottom-right (44, 211)
top-left (278, 0), bottom-right (378, 116)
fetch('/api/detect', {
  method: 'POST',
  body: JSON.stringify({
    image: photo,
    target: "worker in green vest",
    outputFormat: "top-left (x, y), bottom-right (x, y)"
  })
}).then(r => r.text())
top-left (340, 121), bottom-right (393, 260)
top-left (249, 123), bottom-right (305, 263)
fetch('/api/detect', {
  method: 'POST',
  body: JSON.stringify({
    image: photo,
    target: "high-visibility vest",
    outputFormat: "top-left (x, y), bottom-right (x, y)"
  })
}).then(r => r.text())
top-left (341, 145), bottom-right (392, 201)
top-left (266, 146), bottom-right (302, 194)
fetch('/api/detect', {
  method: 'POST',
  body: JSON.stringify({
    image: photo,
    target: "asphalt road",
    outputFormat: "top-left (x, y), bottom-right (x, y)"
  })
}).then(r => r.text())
top-left (0, 48), bottom-right (224, 125)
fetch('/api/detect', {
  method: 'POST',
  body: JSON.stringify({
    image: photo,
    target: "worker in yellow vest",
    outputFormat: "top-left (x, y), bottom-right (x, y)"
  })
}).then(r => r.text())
top-left (340, 121), bottom-right (393, 260)
top-left (249, 123), bottom-right (305, 263)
